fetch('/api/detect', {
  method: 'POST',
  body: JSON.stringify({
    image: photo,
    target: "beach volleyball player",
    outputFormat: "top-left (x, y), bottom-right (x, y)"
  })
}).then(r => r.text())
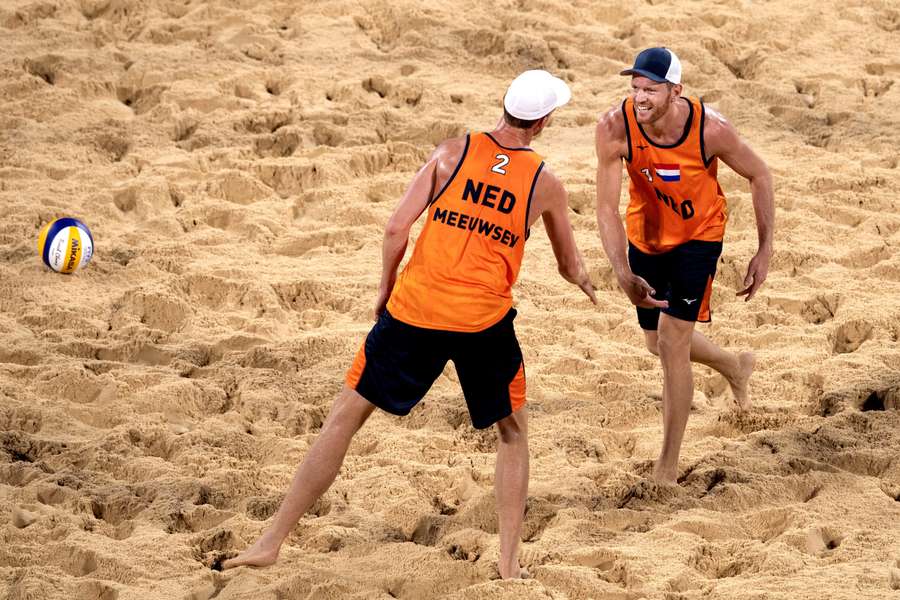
top-left (594, 48), bottom-right (774, 483)
top-left (224, 70), bottom-right (596, 578)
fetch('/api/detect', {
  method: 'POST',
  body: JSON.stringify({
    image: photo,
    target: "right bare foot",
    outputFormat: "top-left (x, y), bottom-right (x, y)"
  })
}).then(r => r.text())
top-left (726, 352), bottom-right (755, 411)
top-left (222, 533), bottom-right (281, 570)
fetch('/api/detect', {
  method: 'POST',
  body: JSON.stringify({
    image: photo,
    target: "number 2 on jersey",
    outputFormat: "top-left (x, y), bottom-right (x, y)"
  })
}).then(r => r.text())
top-left (491, 154), bottom-right (509, 175)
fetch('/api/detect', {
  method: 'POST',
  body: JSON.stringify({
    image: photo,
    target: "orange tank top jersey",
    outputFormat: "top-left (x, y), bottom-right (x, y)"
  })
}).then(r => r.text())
top-left (387, 132), bottom-right (544, 332)
top-left (623, 97), bottom-right (727, 254)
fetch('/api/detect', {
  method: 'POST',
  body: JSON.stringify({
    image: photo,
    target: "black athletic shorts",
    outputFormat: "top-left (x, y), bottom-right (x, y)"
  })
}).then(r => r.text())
top-left (345, 308), bottom-right (526, 429)
top-left (628, 239), bottom-right (723, 330)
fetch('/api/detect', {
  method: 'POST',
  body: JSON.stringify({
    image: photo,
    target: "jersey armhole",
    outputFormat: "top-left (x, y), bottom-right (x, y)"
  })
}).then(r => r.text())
top-left (699, 102), bottom-right (715, 168)
top-left (621, 99), bottom-right (633, 164)
top-left (524, 161), bottom-right (545, 240)
top-left (429, 133), bottom-right (471, 206)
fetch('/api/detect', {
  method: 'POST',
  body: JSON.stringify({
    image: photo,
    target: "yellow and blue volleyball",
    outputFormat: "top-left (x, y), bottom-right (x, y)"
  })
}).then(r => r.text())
top-left (38, 217), bottom-right (95, 274)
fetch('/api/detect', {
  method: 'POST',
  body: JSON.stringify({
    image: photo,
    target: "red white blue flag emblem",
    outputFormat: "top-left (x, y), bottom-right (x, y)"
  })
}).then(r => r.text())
top-left (654, 163), bottom-right (680, 182)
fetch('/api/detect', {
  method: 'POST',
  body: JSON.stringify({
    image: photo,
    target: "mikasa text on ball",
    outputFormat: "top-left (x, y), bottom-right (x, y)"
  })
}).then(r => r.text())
top-left (38, 217), bottom-right (94, 274)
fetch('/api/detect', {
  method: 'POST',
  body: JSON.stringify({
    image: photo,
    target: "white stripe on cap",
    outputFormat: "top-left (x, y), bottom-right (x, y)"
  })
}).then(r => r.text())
top-left (664, 48), bottom-right (682, 85)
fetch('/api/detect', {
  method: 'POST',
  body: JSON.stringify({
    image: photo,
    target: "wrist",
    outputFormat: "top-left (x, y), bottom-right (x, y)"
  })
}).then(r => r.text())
top-left (379, 273), bottom-right (397, 292)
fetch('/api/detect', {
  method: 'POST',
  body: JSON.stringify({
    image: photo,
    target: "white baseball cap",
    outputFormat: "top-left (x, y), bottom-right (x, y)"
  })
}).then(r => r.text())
top-left (503, 70), bottom-right (571, 120)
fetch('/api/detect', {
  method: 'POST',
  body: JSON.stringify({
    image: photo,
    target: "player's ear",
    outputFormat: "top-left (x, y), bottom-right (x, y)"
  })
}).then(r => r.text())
top-left (533, 112), bottom-right (552, 135)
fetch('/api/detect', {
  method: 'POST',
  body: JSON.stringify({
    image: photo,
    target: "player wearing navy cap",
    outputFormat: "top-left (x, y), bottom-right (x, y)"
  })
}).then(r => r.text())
top-left (594, 47), bottom-right (775, 483)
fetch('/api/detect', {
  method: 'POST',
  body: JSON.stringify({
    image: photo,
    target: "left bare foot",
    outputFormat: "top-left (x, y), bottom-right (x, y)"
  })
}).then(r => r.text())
top-left (652, 459), bottom-right (678, 484)
top-left (498, 558), bottom-right (528, 579)
top-left (726, 352), bottom-right (755, 411)
top-left (222, 532), bottom-right (281, 570)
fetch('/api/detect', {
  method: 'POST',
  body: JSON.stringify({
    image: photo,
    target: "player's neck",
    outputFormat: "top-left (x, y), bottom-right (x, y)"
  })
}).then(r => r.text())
top-left (489, 123), bottom-right (533, 149)
top-left (643, 97), bottom-right (688, 141)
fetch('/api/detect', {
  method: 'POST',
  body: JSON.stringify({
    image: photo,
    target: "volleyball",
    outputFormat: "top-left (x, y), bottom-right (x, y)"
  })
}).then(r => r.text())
top-left (37, 217), bottom-right (94, 274)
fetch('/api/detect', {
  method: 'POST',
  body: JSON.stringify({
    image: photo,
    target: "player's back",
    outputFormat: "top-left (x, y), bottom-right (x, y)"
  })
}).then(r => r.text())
top-left (387, 132), bottom-right (545, 332)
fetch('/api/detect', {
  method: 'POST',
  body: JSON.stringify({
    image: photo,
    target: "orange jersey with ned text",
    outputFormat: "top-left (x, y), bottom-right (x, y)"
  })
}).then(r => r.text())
top-left (623, 96), bottom-right (727, 254)
top-left (387, 132), bottom-right (544, 332)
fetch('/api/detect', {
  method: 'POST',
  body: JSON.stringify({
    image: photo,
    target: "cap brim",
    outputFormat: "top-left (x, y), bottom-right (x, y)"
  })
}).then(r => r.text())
top-left (619, 68), bottom-right (668, 83)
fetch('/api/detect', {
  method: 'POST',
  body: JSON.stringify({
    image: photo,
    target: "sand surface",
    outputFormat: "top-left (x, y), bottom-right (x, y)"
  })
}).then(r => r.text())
top-left (2, 1), bottom-right (900, 598)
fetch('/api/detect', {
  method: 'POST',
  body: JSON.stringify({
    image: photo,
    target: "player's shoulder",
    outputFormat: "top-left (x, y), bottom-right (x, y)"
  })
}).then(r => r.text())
top-left (595, 102), bottom-right (628, 143)
top-left (433, 134), bottom-right (469, 160)
top-left (534, 163), bottom-right (565, 204)
top-left (700, 102), bottom-right (741, 150)
top-left (701, 103), bottom-right (736, 137)
top-left (421, 134), bottom-right (469, 174)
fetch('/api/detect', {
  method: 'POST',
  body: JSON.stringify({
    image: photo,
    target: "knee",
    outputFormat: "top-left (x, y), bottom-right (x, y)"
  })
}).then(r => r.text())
top-left (657, 328), bottom-right (690, 361)
top-left (323, 388), bottom-right (372, 434)
top-left (496, 414), bottom-right (526, 445)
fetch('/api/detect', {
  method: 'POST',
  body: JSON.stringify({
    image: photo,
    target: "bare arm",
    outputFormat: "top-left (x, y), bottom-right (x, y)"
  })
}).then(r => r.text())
top-left (374, 138), bottom-right (464, 317)
top-left (594, 109), bottom-right (630, 279)
top-left (594, 108), bottom-right (667, 309)
top-left (532, 168), bottom-right (597, 304)
top-left (705, 108), bottom-right (774, 301)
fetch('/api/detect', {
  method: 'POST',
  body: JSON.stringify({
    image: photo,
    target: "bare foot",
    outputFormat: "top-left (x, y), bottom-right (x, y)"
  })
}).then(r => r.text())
top-left (651, 459), bottom-right (678, 485)
top-left (222, 532), bottom-right (281, 570)
top-left (498, 560), bottom-right (528, 579)
top-left (726, 352), bottom-right (755, 411)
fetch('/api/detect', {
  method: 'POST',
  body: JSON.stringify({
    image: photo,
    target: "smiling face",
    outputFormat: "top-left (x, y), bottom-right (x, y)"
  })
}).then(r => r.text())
top-left (630, 76), bottom-right (681, 124)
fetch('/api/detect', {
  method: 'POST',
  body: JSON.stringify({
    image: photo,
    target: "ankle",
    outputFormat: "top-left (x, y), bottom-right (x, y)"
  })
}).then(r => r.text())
top-left (258, 529), bottom-right (286, 550)
top-left (498, 556), bottom-right (520, 578)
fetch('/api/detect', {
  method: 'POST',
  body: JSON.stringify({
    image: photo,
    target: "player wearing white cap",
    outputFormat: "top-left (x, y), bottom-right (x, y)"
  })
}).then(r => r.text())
top-left (223, 70), bottom-right (595, 578)
top-left (594, 47), bottom-right (774, 483)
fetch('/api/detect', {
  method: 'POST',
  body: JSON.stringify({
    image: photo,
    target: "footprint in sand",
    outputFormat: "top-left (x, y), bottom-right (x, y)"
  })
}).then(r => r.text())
top-left (890, 560), bottom-right (900, 590)
top-left (442, 528), bottom-right (486, 564)
top-left (165, 505), bottom-right (234, 535)
top-left (831, 320), bottom-right (874, 354)
top-left (89, 488), bottom-right (148, 526)
top-left (115, 80), bottom-right (167, 114)
top-left (255, 128), bottom-right (301, 157)
top-left (410, 514), bottom-right (448, 547)
top-left (187, 576), bottom-right (227, 600)
top-left (616, 477), bottom-right (681, 509)
top-left (23, 54), bottom-right (62, 85)
top-left (12, 506), bottom-right (38, 529)
top-left (192, 527), bottom-right (237, 569)
top-left (74, 581), bottom-right (119, 600)
top-left (62, 548), bottom-right (99, 577)
top-left (803, 527), bottom-right (843, 555)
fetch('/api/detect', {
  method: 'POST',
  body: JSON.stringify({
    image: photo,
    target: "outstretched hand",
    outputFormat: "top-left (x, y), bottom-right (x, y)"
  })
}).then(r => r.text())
top-left (562, 257), bottom-right (598, 305)
top-left (736, 249), bottom-right (770, 302)
top-left (579, 275), bottom-right (598, 305)
top-left (618, 271), bottom-right (668, 309)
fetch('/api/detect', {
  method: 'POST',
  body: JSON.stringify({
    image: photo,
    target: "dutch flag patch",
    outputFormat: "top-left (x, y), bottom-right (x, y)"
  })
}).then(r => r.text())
top-left (654, 163), bottom-right (681, 182)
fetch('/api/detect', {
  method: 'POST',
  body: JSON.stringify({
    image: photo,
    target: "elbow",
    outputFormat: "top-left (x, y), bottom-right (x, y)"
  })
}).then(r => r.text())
top-left (750, 165), bottom-right (773, 188)
top-left (384, 217), bottom-right (409, 239)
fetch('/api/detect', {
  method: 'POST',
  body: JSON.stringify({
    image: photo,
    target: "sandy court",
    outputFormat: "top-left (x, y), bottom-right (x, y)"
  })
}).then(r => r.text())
top-left (2, 0), bottom-right (900, 598)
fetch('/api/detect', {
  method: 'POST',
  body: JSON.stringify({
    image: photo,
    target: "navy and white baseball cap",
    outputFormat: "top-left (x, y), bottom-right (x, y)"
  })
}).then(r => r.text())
top-left (620, 47), bottom-right (682, 85)
top-left (504, 70), bottom-right (571, 120)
